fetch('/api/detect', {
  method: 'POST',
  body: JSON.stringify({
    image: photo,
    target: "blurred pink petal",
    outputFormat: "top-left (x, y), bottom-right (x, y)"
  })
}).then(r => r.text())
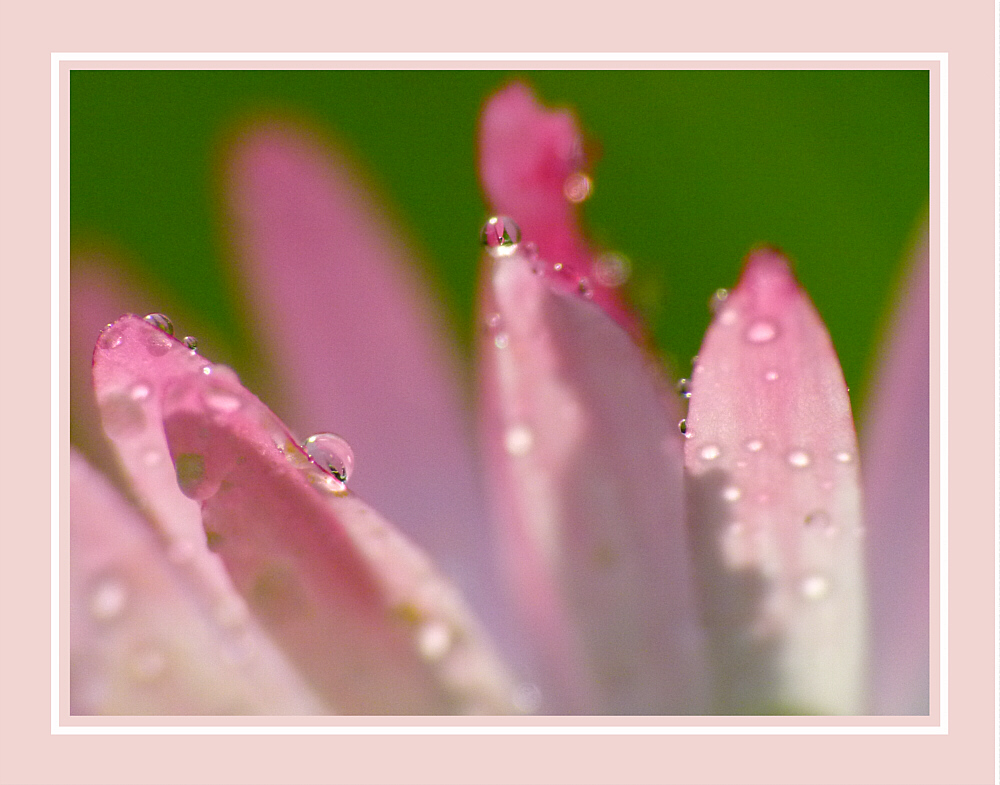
top-left (71, 448), bottom-right (328, 715)
top-left (477, 246), bottom-right (706, 714)
top-left (684, 250), bottom-right (866, 714)
top-left (478, 83), bottom-right (636, 336)
top-left (862, 231), bottom-right (930, 715)
top-left (225, 125), bottom-right (498, 622)
top-left (95, 316), bottom-right (517, 714)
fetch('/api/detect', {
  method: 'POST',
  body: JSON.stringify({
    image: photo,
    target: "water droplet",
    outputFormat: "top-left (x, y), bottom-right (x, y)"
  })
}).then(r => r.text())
top-left (144, 331), bottom-right (172, 356)
top-left (787, 449), bottom-right (811, 468)
top-left (764, 370), bottom-right (779, 381)
top-left (417, 621), bottom-right (452, 661)
top-left (201, 364), bottom-right (240, 383)
top-left (676, 378), bottom-right (691, 399)
top-left (594, 252), bottom-right (631, 287)
top-left (552, 262), bottom-right (564, 272)
top-left (804, 510), bottom-right (838, 537)
top-left (303, 433), bottom-right (354, 483)
top-left (699, 444), bottom-right (721, 461)
top-left (480, 216), bottom-right (520, 257)
top-left (98, 325), bottom-right (124, 350)
top-left (834, 450), bottom-right (853, 464)
top-left (99, 392), bottom-right (146, 438)
top-left (722, 485), bottom-right (742, 502)
top-left (182, 336), bottom-right (198, 351)
top-left (504, 424), bottom-right (534, 457)
top-left (485, 313), bottom-right (503, 334)
top-left (746, 320), bottom-right (778, 344)
top-left (678, 418), bottom-right (691, 438)
top-left (494, 332), bottom-right (510, 349)
top-left (89, 578), bottom-right (127, 620)
top-left (746, 439), bottom-right (764, 452)
top-left (799, 574), bottom-right (830, 601)
top-left (577, 277), bottom-right (593, 298)
top-left (512, 682), bottom-right (542, 714)
top-left (143, 313), bottom-right (174, 336)
top-left (129, 646), bottom-right (168, 682)
top-left (708, 288), bottom-right (729, 312)
top-left (563, 172), bottom-right (592, 203)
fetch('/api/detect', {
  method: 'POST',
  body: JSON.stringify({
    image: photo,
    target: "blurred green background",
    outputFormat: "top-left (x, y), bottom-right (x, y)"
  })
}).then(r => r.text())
top-left (71, 69), bottom-right (929, 411)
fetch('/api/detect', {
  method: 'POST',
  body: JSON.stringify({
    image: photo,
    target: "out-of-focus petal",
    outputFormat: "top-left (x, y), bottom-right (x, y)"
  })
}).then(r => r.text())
top-left (861, 231), bottom-right (930, 715)
top-left (224, 125), bottom-right (498, 624)
top-left (478, 83), bottom-right (636, 336)
top-left (95, 316), bottom-right (518, 714)
top-left (71, 449), bottom-right (328, 715)
top-left (477, 247), bottom-right (706, 715)
top-left (684, 249), bottom-right (866, 715)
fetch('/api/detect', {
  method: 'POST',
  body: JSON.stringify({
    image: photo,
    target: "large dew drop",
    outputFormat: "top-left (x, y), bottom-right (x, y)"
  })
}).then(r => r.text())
top-left (480, 216), bottom-right (521, 258)
top-left (303, 433), bottom-right (355, 483)
top-left (143, 312), bottom-right (174, 336)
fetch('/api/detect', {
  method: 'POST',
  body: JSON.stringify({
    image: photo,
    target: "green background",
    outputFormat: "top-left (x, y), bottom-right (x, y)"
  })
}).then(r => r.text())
top-left (71, 70), bottom-right (929, 411)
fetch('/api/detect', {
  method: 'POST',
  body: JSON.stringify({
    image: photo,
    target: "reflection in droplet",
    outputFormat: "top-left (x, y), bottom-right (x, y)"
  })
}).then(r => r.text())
top-left (89, 578), bottom-right (127, 621)
top-left (143, 312), bottom-right (174, 336)
top-left (504, 424), bottom-right (534, 457)
top-left (787, 450), bottom-right (811, 468)
top-left (480, 216), bottom-right (521, 257)
top-left (304, 433), bottom-right (355, 483)
top-left (746, 320), bottom-right (778, 344)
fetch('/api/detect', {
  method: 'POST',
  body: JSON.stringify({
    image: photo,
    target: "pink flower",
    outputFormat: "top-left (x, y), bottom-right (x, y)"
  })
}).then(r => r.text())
top-left (71, 83), bottom-right (929, 716)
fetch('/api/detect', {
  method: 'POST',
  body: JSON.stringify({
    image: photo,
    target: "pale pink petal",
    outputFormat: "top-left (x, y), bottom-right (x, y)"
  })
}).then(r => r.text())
top-left (225, 125), bottom-right (498, 624)
top-left (477, 247), bottom-right (707, 715)
top-left (71, 449), bottom-right (328, 715)
top-left (478, 83), bottom-right (637, 336)
top-left (94, 316), bottom-right (518, 714)
top-left (684, 249), bottom-right (867, 714)
top-left (861, 231), bottom-right (930, 715)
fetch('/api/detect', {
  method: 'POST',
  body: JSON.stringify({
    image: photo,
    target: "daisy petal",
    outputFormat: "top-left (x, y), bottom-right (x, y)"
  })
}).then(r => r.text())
top-left (224, 126), bottom-right (496, 620)
top-left (862, 232), bottom-right (930, 715)
top-left (71, 449), bottom-right (328, 714)
top-left (684, 249), bottom-right (866, 715)
top-left (93, 315), bottom-right (518, 715)
top-left (477, 248), bottom-right (706, 715)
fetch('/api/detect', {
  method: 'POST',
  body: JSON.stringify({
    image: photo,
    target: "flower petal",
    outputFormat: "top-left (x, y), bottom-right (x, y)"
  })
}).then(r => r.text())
top-left (224, 125), bottom-right (498, 623)
top-left (861, 231), bottom-right (930, 715)
top-left (684, 249), bottom-right (867, 714)
top-left (478, 83), bottom-right (637, 336)
top-left (71, 449), bottom-right (328, 714)
top-left (477, 248), bottom-right (707, 715)
top-left (94, 316), bottom-right (517, 714)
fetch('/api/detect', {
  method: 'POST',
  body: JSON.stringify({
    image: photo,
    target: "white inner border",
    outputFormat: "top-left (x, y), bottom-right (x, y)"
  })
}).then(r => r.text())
top-left (51, 52), bottom-right (949, 736)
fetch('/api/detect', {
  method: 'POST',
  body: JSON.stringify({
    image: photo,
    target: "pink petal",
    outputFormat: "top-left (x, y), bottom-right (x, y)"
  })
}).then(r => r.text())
top-left (94, 316), bottom-right (518, 714)
top-left (71, 449), bottom-right (328, 714)
top-left (861, 231), bottom-right (930, 715)
top-left (684, 249), bottom-right (867, 714)
top-left (224, 125), bottom-right (498, 624)
top-left (477, 248), bottom-right (707, 714)
top-left (478, 83), bottom-right (637, 336)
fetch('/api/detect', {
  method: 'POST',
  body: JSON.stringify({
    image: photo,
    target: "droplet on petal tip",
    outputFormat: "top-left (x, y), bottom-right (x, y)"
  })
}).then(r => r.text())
top-left (480, 215), bottom-right (521, 258)
top-left (303, 432), bottom-right (355, 484)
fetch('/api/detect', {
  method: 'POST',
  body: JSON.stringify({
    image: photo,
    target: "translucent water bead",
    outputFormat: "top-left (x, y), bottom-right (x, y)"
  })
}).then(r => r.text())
top-left (303, 433), bottom-right (355, 483)
top-left (480, 216), bottom-right (521, 258)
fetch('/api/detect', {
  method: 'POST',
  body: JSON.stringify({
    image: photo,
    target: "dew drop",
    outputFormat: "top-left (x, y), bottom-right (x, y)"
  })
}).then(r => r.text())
top-left (722, 485), bottom-right (742, 502)
top-left (708, 288), bottom-right (729, 312)
top-left (678, 418), bottom-right (691, 438)
top-left (144, 331), bottom-right (172, 357)
top-left (577, 277), bottom-right (593, 298)
top-left (676, 378), bottom-right (691, 399)
top-left (493, 332), bottom-right (510, 349)
top-left (480, 216), bottom-right (520, 257)
top-left (745, 439), bottom-right (764, 453)
top-left (504, 424), bottom-right (534, 457)
top-left (787, 449), bottom-right (811, 468)
top-left (799, 574), bottom-right (830, 601)
top-left (304, 433), bottom-right (354, 483)
top-left (746, 320), bottom-right (778, 344)
top-left (143, 313), bottom-right (174, 336)
top-left (182, 336), bottom-right (198, 351)
top-left (594, 252), bottom-right (631, 287)
top-left (764, 370), bottom-right (779, 381)
top-left (89, 578), bottom-right (127, 621)
top-left (563, 172), bottom-right (592, 203)
top-left (417, 621), bottom-right (452, 662)
top-left (834, 450), bottom-right (853, 464)
top-left (99, 392), bottom-right (146, 438)
top-left (699, 444), bottom-right (721, 461)
top-left (98, 325), bottom-right (124, 350)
